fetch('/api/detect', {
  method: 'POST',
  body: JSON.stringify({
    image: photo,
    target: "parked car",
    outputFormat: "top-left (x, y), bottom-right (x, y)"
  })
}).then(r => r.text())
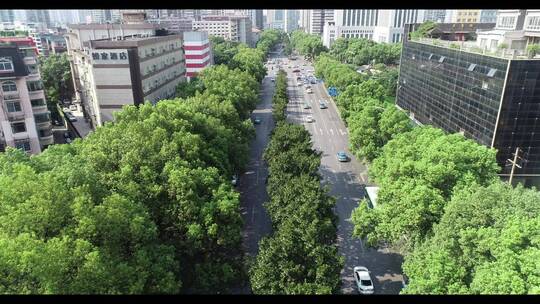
top-left (65, 112), bottom-right (77, 122)
top-left (69, 104), bottom-right (78, 111)
top-left (337, 151), bottom-right (349, 162)
top-left (306, 115), bottom-right (314, 123)
top-left (354, 266), bottom-right (374, 295)
top-left (231, 174), bottom-right (238, 186)
top-left (292, 69), bottom-right (300, 73)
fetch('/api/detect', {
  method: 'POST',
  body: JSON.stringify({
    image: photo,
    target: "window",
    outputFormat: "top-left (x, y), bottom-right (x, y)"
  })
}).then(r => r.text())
top-left (34, 113), bottom-right (50, 123)
top-left (0, 57), bottom-right (14, 72)
top-left (31, 99), bottom-right (46, 107)
top-left (5, 100), bottom-right (22, 112)
top-left (438, 56), bottom-right (445, 63)
top-left (11, 122), bottom-right (26, 133)
top-left (15, 140), bottom-right (31, 152)
top-left (27, 81), bottom-right (43, 91)
top-left (482, 80), bottom-right (489, 90)
top-left (468, 63), bottom-right (477, 71)
top-left (487, 68), bottom-right (497, 77)
top-left (2, 81), bottom-right (17, 92)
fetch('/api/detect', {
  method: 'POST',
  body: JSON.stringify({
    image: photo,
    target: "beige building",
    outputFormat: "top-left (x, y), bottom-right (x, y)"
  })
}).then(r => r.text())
top-left (66, 23), bottom-right (186, 128)
top-left (0, 42), bottom-right (52, 154)
top-left (192, 15), bottom-right (252, 45)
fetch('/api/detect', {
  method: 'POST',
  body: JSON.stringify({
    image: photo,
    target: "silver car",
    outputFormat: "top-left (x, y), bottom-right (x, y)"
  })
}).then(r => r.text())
top-left (354, 266), bottom-right (374, 295)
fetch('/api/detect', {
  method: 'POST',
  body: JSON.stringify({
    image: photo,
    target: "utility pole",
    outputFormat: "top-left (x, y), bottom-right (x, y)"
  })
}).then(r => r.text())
top-left (506, 147), bottom-right (525, 185)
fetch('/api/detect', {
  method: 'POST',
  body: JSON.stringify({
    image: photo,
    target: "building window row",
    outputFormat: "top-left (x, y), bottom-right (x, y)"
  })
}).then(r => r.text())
top-left (15, 139), bottom-right (31, 152)
top-left (1, 81), bottom-right (17, 92)
top-left (5, 100), bottom-right (22, 112)
top-left (497, 16), bottom-right (517, 29)
top-left (27, 80), bottom-right (44, 92)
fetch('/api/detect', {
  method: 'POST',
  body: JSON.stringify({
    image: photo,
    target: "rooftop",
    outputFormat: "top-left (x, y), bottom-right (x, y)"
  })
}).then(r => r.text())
top-left (409, 37), bottom-right (540, 60)
top-left (89, 34), bottom-right (182, 49)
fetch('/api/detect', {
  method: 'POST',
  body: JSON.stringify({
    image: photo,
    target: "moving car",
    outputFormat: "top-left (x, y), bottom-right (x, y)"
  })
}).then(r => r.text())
top-left (306, 88), bottom-right (313, 94)
top-left (353, 266), bottom-right (374, 295)
top-left (303, 102), bottom-right (311, 109)
top-left (319, 101), bottom-right (328, 109)
top-left (297, 82), bottom-right (303, 86)
top-left (310, 78), bottom-right (317, 84)
top-left (292, 69), bottom-right (300, 73)
top-left (271, 77), bottom-right (275, 82)
top-left (231, 174), bottom-right (238, 186)
top-left (253, 117), bottom-right (262, 124)
top-left (337, 151), bottom-right (349, 162)
top-left (65, 112), bottom-right (77, 122)
top-left (306, 115), bottom-right (314, 123)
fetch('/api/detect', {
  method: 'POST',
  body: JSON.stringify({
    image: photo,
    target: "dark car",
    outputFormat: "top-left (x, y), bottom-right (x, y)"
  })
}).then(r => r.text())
top-left (253, 117), bottom-right (262, 124)
top-left (337, 151), bottom-right (349, 162)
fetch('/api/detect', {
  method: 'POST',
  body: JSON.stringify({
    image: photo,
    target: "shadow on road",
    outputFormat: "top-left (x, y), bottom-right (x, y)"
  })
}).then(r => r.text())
top-left (319, 165), bottom-right (405, 295)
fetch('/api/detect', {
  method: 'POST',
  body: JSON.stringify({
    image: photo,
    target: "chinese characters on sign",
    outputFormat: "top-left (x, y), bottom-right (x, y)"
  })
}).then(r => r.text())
top-left (91, 51), bottom-right (128, 62)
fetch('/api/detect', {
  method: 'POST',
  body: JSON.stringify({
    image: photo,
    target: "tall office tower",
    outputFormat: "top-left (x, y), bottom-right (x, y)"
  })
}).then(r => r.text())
top-left (265, 9), bottom-right (285, 30)
top-left (284, 10), bottom-right (299, 33)
top-left (397, 21), bottom-right (540, 186)
top-left (0, 10), bottom-right (15, 23)
top-left (323, 9), bottom-right (424, 47)
top-left (250, 9), bottom-right (264, 29)
top-left (479, 10), bottom-right (498, 23)
top-left (424, 10), bottom-right (446, 22)
top-left (299, 10), bottom-right (311, 32)
top-left (0, 40), bottom-right (53, 154)
top-left (25, 10), bottom-right (51, 28)
top-left (310, 9), bottom-right (334, 35)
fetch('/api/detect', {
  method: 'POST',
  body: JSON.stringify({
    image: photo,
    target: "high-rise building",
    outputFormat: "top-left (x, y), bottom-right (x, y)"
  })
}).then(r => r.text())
top-left (65, 22), bottom-right (186, 129)
top-left (299, 10), bottom-right (311, 32)
top-left (310, 9), bottom-right (334, 35)
top-left (323, 9), bottom-right (424, 47)
top-left (397, 22), bottom-right (540, 185)
top-left (265, 9), bottom-right (285, 30)
top-left (0, 10), bottom-right (15, 23)
top-left (424, 10), bottom-right (446, 23)
top-left (25, 10), bottom-right (51, 29)
top-left (0, 39), bottom-right (53, 154)
top-left (250, 10), bottom-right (264, 30)
top-left (184, 31), bottom-right (213, 79)
top-left (284, 10), bottom-right (299, 33)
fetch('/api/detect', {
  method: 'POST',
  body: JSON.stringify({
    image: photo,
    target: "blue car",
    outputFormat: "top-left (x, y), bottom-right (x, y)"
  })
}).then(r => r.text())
top-left (337, 151), bottom-right (349, 162)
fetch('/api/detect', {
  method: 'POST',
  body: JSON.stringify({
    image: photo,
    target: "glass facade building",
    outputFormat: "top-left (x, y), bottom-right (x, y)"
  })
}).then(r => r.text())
top-left (397, 26), bottom-right (540, 183)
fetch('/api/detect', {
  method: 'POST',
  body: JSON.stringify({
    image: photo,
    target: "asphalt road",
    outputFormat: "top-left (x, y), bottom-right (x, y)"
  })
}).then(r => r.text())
top-left (283, 55), bottom-right (405, 295)
top-left (231, 52), bottom-right (278, 294)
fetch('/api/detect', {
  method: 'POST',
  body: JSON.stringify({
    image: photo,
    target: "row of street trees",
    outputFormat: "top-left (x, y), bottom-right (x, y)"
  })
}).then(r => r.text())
top-left (289, 30), bottom-right (327, 60)
top-left (39, 53), bottom-right (74, 120)
top-left (306, 31), bottom-right (540, 294)
top-left (328, 37), bottom-right (402, 66)
top-left (0, 29), bottom-right (280, 294)
top-left (248, 70), bottom-right (343, 294)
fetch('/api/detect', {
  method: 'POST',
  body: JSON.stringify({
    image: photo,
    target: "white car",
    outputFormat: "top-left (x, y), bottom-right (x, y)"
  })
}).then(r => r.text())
top-left (306, 115), bottom-right (314, 123)
top-left (354, 266), bottom-right (374, 295)
top-left (306, 88), bottom-right (313, 94)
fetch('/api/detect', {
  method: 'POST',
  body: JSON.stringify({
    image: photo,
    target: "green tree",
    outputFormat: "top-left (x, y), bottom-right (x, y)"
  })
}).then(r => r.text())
top-left (39, 53), bottom-right (74, 119)
top-left (402, 182), bottom-right (540, 294)
top-left (175, 77), bottom-right (204, 99)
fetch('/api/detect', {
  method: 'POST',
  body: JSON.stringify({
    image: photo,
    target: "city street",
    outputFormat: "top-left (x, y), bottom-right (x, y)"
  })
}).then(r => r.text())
top-left (283, 55), bottom-right (405, 294)
top-left (232, 52), bottom-right (278, 294)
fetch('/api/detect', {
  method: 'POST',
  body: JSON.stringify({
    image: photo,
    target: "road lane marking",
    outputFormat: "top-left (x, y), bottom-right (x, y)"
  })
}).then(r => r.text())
top-left (330, 128), bottom-right (334, 136)
top-left (360, 174), bottom-right (366, 182)
top-left (320, 128), bottom-right (323, 135)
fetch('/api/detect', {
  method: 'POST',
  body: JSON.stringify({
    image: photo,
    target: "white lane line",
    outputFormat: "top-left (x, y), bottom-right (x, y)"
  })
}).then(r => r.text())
top-left (330, 128), bottom-right (334, 136)
top-left (320, 128), bottom-right (323, 135)
top-left (360, 174), bottom-right (366, 182)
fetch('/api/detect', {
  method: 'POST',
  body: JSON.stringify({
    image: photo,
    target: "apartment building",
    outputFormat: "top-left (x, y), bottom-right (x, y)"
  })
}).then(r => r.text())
top-left (323, 10), bottom-right (424, 47)
top-left (184, 31), bottom-right (213, 79)
top-left (147, 17), bottom-right (193, 34)
top-left (192, 16), bottom-right (252, 45)
top-left (65, 23), bottom-right (186, 128)
top-left (0, 41), bottom-right (53, 154)
top-left (480, 10), bottom-right (498, 23)
top-left (396, 23), bottom-right (540, 185)
top-left (424, 10), bottom-right (447, 23)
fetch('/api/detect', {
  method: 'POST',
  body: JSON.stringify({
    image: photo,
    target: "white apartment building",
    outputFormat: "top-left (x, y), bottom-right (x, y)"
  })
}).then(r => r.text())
top-left (477, 10), bottom-right (540, 53)
top-left (65, 23), bottom-right (186, 128)
top-left (0, 42), bottom-right (53, 154)
top-left (323, 9), bottom-right (424, 47)
top-left (299, 10), bottom-right (311, 32)
top-left (192, 16), bottom-right (252, 45)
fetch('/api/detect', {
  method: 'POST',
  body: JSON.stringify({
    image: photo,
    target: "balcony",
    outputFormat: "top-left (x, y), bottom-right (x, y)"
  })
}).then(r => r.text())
top-left (6, 111), bottom-right (25, 121)
top-left (39, 134), bottom-right (54, 146)
top-left (2, 93), bottom-right (20, 101)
